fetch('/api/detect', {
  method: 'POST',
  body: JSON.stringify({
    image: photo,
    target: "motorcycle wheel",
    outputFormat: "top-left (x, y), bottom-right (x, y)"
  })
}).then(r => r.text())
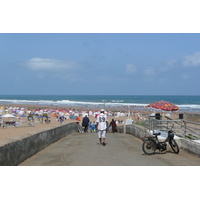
top-left (169, 139), bottom-right (179, 154)
top-left (142, 138), bottom-right (156, 155)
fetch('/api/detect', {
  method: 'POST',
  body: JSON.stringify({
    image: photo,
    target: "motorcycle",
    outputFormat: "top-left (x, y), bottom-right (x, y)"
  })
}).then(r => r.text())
top-left (142, 125), bottom-right (179, 155)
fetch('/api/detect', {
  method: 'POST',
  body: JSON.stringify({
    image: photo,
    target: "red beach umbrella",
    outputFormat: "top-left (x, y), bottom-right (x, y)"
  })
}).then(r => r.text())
top-left (146, 100), bottom-right (179, 111)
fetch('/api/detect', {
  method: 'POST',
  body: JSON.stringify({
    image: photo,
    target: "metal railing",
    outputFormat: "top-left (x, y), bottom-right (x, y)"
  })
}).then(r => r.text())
top-left (183, 121), bottom-right (200, 140)
top-left (144, 117), bottom-right (182, 132)
top-left (144, 117), bottom-right (200, 140)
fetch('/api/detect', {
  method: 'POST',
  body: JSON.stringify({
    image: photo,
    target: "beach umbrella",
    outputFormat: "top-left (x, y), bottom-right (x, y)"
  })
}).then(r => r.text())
top-left (2, 114), bottom-right (16, 121)
top-left (2, 114), bottom-right (16, 118)
top-left (146, 100), bottom-right (178, 111)
top-left (35, 116), bottom-right (42, 118)
top-left (19, 114), bottom-right (26, 117)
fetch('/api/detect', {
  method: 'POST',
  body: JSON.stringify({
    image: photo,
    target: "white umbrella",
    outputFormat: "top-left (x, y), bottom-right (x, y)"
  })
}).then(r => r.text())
top-left (2, 114), bottom-right (16, 122)
top-left (2, 114), bottom-right (15, 118)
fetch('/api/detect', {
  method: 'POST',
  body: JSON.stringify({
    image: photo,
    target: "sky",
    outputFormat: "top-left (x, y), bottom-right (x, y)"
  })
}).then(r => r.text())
top-left (1, 33), bottom-right (200, 95)
top-left (1, 1), bottom-right (200, 96)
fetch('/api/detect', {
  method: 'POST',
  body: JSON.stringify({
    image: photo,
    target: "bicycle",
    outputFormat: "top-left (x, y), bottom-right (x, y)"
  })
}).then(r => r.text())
top-left (142, 125), bottom-right (179, 155)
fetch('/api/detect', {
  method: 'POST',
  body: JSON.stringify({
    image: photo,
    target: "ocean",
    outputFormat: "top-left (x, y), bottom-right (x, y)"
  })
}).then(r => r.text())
top-left (0, 95), bottom-right (200, 113)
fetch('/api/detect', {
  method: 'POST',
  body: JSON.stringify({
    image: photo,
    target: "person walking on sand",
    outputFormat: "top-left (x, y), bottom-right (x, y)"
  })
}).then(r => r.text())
top-left (82, 115), bottom-right (90, 132)
top-left (95, 109), bottom-right (108, 146)
top-left (110, 119), bottom-right (117, 133)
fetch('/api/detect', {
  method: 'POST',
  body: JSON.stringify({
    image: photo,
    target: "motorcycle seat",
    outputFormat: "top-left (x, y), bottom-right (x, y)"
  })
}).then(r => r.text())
top-left (153, 132), bottom-right (161, 136)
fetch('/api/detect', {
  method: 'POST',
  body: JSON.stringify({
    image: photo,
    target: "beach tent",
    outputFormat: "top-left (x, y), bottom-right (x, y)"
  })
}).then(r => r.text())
top-left (2, 114), bottom-right (16, 121)
top-left (82, 113), bottom-right (88, 117)
top-left (70, 116), bottom-right (76, 120)
top-left (52, 113), bottom-right (57, 117)
top-left (94, 114), bottom-right (99, 118)
top-left (76, 116), bottom-right (81, 121)
top-left (18, 110), bottom-right (25, 115)
top-left (2, 114), bottom-right (15, 118)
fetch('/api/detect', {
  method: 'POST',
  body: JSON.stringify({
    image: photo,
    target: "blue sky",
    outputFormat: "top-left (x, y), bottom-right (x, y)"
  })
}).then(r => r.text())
top-left (1, 1), bottom-right (200, 96)
top-left (1, 33), bottom-right (200, 95)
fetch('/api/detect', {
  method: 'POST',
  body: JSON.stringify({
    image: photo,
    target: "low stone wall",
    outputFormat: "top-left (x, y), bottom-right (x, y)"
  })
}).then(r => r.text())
top-left (180, 139), bottom-right (200, 157)
top-left (117, 124), bottom-right (149, 140)
top-left (117, 124), bottom-right (200, 157)
top-left (0, 123), bottom-right (79, 166)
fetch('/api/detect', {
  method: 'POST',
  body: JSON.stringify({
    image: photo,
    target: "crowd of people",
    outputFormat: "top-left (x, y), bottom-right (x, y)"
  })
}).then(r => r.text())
top-left (1, 105), bottom-right (155, 146)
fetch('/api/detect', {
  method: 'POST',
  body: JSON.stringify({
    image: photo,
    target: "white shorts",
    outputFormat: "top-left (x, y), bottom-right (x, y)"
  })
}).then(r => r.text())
top-left (98, 130), bottom-right (106, 138)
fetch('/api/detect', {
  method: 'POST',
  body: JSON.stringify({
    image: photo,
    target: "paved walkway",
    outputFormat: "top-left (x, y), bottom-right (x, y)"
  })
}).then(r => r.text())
top-left (19, 132), bottom-right (200, 166)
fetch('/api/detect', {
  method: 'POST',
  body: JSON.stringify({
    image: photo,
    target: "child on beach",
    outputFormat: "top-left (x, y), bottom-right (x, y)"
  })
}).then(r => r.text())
top-left (90, 122), bottom-right (96, 132)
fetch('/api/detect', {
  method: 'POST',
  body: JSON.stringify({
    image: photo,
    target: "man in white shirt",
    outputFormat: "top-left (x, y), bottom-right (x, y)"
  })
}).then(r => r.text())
top-left (95, 109), bottom-right (108, 146)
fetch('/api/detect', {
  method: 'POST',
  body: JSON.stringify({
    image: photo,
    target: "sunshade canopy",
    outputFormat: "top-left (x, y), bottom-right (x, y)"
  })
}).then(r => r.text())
top-left (146, 100), bottom-right (179, 111)
top-left (2, 114), bottom-right (15, 118)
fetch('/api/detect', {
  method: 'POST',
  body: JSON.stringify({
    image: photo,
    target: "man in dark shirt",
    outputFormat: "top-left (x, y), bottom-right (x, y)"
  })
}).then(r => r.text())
top-left (82, 115), bottom-right (90, 132)
top-left (110, 119), bottom-right (117, 133)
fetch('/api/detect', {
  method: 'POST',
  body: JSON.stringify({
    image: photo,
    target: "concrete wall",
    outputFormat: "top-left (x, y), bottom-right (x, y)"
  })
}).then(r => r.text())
top-left (117, 124), bottom-right (200, 157)
top-left (0, 123), bottom-right (79, 166)
top-left (180, 139), bottom-right (200, 157)
top-left (117, 124), bottom-right (149, 140)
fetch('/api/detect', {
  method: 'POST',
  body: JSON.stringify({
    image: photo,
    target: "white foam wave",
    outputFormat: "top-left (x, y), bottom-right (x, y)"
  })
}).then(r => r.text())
top-left (177, 104), bottom-right (200, 109)
top-left (0, 99), bottom-right (199, 111)
top-left (111, 100), bottom-right (124, 103)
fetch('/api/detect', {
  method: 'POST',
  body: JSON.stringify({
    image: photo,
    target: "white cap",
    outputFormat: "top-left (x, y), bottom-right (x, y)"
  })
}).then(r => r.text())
top-left (100, 109), bottom-right (105, 112)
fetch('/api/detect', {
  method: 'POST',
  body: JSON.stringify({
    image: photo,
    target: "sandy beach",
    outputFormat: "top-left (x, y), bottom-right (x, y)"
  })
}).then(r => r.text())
top-left (0, 103), bottom-right (194, 142)
top-left (0, 104), bottom-right (137, 141)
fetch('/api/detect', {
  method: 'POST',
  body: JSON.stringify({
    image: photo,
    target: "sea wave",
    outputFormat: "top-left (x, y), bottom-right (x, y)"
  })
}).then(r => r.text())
top-left (0, 99), bottom-right (200, 111)
top-left (177, 104), bottom-right (200, 109)
top-left (111, 100), bottom-right (124, 103)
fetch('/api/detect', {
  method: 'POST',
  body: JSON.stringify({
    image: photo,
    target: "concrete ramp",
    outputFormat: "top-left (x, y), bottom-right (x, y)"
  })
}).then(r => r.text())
top-left (19, 132), bottom-right (200, 166)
